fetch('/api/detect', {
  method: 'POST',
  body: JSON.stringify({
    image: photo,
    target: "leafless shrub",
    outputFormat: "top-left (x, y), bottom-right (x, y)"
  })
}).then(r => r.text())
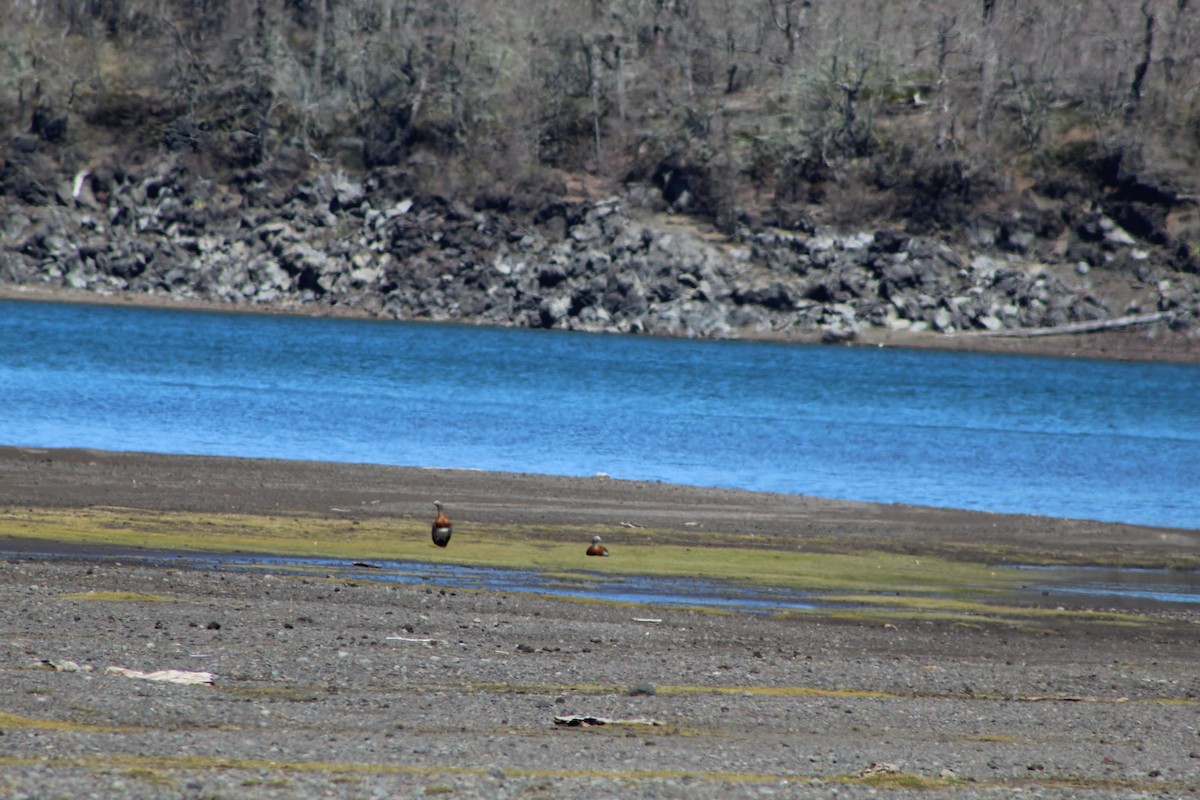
top-left (2, 0), bottom-right (1199, 229)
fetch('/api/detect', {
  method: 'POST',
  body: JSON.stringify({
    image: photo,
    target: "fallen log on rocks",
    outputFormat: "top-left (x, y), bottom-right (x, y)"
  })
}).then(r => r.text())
top-left (946, 311), bottom-right (1174, 338)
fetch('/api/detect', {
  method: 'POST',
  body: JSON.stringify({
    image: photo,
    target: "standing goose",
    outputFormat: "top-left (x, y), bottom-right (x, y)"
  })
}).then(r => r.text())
top-left (586, 535), bottom-right (609, 556)
top-left (431, 501), bottom-right (452, 547)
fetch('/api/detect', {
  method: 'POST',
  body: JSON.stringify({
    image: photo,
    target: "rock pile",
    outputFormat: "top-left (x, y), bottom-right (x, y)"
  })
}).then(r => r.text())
top-left (2, 153), bottom-right (1198, 342)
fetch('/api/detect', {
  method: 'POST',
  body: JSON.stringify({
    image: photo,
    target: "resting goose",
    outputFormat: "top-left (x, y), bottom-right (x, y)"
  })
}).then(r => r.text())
top-left (431, 501), bottom-right (452, 547)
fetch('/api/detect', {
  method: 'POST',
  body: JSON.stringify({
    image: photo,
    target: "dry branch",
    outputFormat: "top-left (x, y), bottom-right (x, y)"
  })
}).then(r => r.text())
top-left (946, 312), bottom-right (1173, 339)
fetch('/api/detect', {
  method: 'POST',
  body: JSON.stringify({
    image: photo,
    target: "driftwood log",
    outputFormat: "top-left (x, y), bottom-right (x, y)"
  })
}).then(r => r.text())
top-left (946, 311), bottom-right (1173, 339)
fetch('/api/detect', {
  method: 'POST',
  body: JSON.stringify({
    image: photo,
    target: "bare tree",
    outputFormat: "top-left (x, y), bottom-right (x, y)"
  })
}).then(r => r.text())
top-left (766, 0), bottom-right (808, 64)
top-left (917, 12), bottom-right (961, 151)
top-left (976, 0), bottom-right (1000, 142)
top-left (1126, 0), bottom-right (1157, 119)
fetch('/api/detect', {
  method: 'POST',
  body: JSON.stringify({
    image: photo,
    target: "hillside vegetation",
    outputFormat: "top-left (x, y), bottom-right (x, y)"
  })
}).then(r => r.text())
top-left (3, 1), bottom-right (1200, 353)
top-left (5, 2), bottom-right (1199, 225)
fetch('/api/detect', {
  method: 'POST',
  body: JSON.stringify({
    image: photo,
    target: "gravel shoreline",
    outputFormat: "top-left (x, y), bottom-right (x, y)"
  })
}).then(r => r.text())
top-left (2, 447), bottom-right (1198, 799)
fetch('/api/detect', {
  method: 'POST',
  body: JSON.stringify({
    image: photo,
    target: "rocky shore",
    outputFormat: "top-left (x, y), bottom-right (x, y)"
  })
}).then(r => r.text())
top-left (3, 148), bottom-right (1200, 359)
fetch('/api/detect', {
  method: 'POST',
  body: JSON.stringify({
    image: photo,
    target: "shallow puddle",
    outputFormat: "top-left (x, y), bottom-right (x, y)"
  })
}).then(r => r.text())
top-left (1010, 564), bottom-right (1200, 608)
top-left (21, 551), bottom-right (1197, 614)
top-left (192, 554), bottom-right (827, 613)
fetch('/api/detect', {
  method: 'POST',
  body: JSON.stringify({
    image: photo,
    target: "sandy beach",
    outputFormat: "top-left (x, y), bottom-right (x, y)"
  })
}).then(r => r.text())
top-left (1, 446), bottom-right (1198, 798)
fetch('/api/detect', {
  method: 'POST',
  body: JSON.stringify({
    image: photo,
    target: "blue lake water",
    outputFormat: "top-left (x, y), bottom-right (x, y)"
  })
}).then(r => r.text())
top-left (1, 298), bottom-right (1198, 530)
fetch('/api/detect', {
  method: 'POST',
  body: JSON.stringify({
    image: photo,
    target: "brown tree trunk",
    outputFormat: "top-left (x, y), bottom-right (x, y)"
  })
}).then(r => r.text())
top-left (313, 0), bottom-right (327, 95)
top-left (977, 0), bottom-right (999, 142)
top-left (1127, 0), bottom-right (1156, 119)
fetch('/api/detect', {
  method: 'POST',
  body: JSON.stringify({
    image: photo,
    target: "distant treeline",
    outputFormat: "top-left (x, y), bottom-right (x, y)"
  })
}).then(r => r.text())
top-left (4, 0), bottom-right (1199, 231)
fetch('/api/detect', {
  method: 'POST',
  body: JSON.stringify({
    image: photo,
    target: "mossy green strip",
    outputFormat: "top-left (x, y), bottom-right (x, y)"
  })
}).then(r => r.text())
top-left (57, 590), bottom-right (175, 603)
top-left (451, 681), bottom-right (1195, 704)
top-left (0, 754), bottom-right (1193, 793)
top-left (0, 711), bottom-right (119, 733)
top-left (1, 506), bottom-right (1186, 632)
top-left (0, 506), bottom-right (1025, 594)
top-left (0, 753), bottom-right (794, 783)
top-left (799, 594), bottom-right (1152, 627)
top-left (464, 681), bottom-right (897, 699)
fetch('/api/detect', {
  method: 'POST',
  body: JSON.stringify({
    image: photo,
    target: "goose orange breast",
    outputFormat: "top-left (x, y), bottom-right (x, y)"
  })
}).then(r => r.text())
top-left (431, 501), bottom-right (452, 547)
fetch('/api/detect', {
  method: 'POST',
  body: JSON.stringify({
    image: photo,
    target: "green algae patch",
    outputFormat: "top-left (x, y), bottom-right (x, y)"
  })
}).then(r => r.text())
top-left (0, 754), bottom-right (802, 785)
top-left (971, 733), bottom-right (1025, 743)
top-left (0, 711), bottom-right (118, 733)
top-left (220, 685), bottom-right (328, 702)
top-left (654, 684), bottom-right (899, 700)
top-left (1, 506), bottom-right (1186, 632)
top-left (795, 594), bottom-right (1153, 628)
top-left (2, 754), bottom-right (1194, 794)
top-left (464, 682), bottom-right (614, 696)
top-left (121, 767), bottom-right (177, 787)
top-left (460, 681), bottom-right (898, 700)
top-left (0, 506), bottom-right (1029, 598)
top-left (0, 506), bottom-right (422, 562)
top-left (783, 606), bottom-right (1136, 632)
top-left (841, 770), bottom-right (953, 789)
top-left (58, 590), bottom-right (175, 603)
